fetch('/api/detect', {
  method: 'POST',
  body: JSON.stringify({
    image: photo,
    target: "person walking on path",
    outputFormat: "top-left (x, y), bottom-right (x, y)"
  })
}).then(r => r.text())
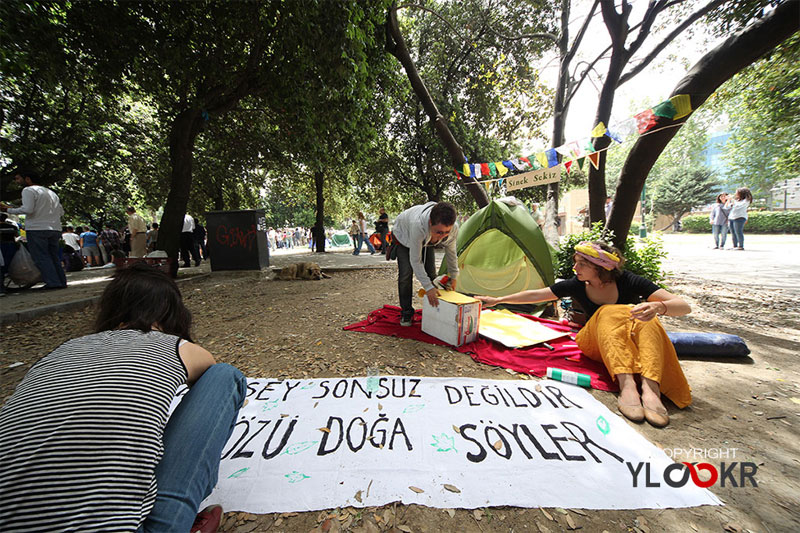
top-left (709, 193), bottom-right (731, 249)
top-left (391, 202), bottom-right (459, 326)
top-left (0, 264), bottom-right (245, 533)
top-left (0, 170), bottom-right (67, 289)
top-left (147, 222), bottom-right (159, 253)
top-left (354, 212), bottom-right (377, 255)
top-left (127, 206), bottom-right (148, 258)
top-left (348, 220), bottom-right (359, 253)
top-left (181, 214), bottom-right (200, 267)
top-left (728, 187), bottom-right (752, 251)
top-left (376, 208), bottom-right (390, 252)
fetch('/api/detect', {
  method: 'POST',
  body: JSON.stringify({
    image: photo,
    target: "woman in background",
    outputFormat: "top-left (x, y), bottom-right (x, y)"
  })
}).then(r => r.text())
top-left (709, 192), bottom-right (731, 249)
top-left (0, 264), bottom-right (245, 533)
top-left (728, 187), bottom-right (753, 250)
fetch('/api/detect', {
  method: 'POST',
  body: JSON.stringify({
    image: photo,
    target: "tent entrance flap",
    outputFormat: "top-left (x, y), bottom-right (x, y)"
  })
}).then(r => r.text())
top-left (456, 229), bottom-right (545, 296)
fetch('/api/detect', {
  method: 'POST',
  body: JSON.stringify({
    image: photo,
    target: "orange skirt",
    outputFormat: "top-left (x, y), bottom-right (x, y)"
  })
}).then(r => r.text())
top-left (576, 304), bottom-right (692, 408)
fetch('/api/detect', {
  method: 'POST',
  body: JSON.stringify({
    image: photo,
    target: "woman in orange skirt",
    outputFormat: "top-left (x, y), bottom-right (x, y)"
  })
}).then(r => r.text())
top-left (477, 241), bottom-right (691, 427)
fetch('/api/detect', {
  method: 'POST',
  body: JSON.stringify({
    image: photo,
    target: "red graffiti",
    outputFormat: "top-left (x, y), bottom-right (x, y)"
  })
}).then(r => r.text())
top-left (215, 224), bottom-right (258, 251)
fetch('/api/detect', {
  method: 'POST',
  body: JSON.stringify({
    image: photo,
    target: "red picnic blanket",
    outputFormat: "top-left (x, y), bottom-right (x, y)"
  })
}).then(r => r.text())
top-left (344, 305), bottom-right (618, 392)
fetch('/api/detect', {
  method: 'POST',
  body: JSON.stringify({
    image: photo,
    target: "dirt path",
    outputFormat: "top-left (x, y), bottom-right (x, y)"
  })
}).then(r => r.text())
top-left (2, 265), bottom-right (798, 532)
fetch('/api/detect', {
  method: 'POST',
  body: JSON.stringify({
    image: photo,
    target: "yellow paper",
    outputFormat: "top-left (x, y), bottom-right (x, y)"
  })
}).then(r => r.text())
top-left (438, 290), bottom-right (479, 304)
top-left (479, 309), bottom-right (566, 348)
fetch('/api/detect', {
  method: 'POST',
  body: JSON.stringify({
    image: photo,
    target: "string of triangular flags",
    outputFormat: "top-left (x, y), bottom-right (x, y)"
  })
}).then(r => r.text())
top-left (454, 94), bottom-right (693, 193)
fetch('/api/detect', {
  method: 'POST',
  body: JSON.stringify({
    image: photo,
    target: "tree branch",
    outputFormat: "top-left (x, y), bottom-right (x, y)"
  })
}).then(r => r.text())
top-left (619, 0), bottom-right (726, 85)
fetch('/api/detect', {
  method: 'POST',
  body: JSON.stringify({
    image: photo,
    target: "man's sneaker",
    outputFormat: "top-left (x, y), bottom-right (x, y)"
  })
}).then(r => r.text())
top-left (190, 505), bottom-right (223, 533)
top-left (400, 316), bottom-right (413, 327)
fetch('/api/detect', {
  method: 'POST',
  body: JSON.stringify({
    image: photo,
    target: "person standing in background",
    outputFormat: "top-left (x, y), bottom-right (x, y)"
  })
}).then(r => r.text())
top-left (376, 208), bottom-right (390, 252)
top-left (180, 214), bottom-right (200, 267)
top-left (127, 207), bottom-right (148, 258)
top-left (193, 220), bottom-right (207, 260)
top-left (728, 187), bottom-right (753, 251)
top-left (0, 170), bottom-right (67, 289)
top-left (709, 193), bottom-right (730, 249)
top-left (147, 222), bottom-right (159, 253)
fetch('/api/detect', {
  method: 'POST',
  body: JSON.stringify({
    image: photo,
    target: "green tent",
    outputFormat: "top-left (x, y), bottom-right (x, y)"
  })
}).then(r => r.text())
top-left (331, 233), bottom-right (352, 247)
top-left (441, 198), bottom-right (556, 312)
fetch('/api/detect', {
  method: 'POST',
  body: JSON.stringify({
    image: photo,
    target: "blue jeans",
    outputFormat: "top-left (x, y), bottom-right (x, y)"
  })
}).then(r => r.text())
top-left (354, 233), bottom-right (375, 255)
top-left (711, 224), bottom-right (728, 248)
top-left (26, 230), bottom-right (67, 287)
top-left (729, 218), bottom-right (746, 249)
top-left (140, 363), bottom-right (246, 532)
top-left (396, 241), bottom-right (436, 320)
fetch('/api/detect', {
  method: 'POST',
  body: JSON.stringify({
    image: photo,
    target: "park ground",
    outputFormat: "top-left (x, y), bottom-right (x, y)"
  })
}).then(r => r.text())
top-left (1, 234), bottom-right (799, 532)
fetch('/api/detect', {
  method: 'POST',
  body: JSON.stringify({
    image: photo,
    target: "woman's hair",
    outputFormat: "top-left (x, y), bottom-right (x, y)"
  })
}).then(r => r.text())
top-left (95, 263), bottom-right (193, 341)
top-left (734, 187), bottom-right (753, 203)
top-left (357, 212), bottom-right (365, 219)
top-left (574, 241), bottom-right (626, 283)
top-left (716, 193), bottom-right (727, 203)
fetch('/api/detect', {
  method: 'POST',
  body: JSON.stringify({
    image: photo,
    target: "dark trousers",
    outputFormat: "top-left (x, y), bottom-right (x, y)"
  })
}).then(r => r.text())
top-left (378, 230), bottom-right (389, 252)
top-left (26, 230), bottom-right (67, 288)
top-left (180, 232), bottom-right (199, 266)
top-left (396, 241), bottom-right (436, 320)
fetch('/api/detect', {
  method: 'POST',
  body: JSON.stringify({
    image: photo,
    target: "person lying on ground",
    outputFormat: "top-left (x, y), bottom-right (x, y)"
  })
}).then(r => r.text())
top-left (475, 241), bottom-right (691, 428)
top-left (0, 263), bottom-right (246, 533)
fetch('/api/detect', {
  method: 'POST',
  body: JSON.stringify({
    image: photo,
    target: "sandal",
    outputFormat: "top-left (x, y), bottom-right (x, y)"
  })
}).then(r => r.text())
top-left (617, 400), bottom-right (644, 422)
top-left (643, 406), bottom-right (670, 428)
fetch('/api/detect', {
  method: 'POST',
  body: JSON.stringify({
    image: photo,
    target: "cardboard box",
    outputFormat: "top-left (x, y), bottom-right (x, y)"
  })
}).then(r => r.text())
top-left (421, 291), bottom-right (481, 347)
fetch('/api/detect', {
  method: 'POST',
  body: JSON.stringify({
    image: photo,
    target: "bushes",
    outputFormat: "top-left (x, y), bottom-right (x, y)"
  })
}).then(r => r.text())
top-left (682, 210), bottom-right (800, 233)
top-left (555, 222), bottom-right (668, 287)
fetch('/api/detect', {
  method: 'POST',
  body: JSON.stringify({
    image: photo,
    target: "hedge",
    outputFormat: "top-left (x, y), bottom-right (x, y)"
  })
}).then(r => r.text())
top-left (681, 210), bottom-right (800, 234)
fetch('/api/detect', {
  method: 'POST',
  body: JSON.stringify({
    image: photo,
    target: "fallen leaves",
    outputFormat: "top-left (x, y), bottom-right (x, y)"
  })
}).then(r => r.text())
top-left (443, 484), bottom-right (461, 493)
top-left (408, 486), bottom-right (424, 493)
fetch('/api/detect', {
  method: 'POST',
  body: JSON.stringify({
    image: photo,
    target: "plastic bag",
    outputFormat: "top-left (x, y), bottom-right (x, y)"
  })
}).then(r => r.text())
top-left (8, 244), bottom-right (42, 286)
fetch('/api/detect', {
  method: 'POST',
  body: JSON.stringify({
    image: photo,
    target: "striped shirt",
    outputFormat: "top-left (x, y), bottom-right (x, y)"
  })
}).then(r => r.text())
top-left (0, 330), bottom-right (187, 532)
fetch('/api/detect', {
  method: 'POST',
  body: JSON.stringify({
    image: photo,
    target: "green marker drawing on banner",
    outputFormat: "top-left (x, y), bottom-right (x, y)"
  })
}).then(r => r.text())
top-left (281, 440), bottom-right (319, 455)
top-left (366, 367), bottom-right (380, 393)
top-left (430, 433), bottom-right (458, 452)
top-left (300, 382), bottom-right (315, 390)
top-left (596, 415), bottom-right (610, 435)
top-left (403, 404), bottom-right (425, 414)
top-left (261, 399), bottom-right (279, 412)
top-left (228, 467), bottom-right (250, 479)
top-left (285, 471), bottom-right (311, 483)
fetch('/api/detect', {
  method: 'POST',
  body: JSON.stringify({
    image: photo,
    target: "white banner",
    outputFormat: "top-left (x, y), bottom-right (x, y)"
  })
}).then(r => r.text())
top-left (171, 377), bottom-right (720, 513)
top-left (505, 167), bottom-right (561, 192)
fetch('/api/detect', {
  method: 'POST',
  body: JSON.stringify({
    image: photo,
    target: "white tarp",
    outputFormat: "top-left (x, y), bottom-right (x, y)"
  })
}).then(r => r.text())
top-left (170, 376), bottom-right (720, 513)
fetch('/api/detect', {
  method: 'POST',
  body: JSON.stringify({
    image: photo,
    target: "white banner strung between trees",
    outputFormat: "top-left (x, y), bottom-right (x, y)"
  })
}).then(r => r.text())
top-left (169, 377), bottom-right (720, 513)
top-left (505, 167), bottom-right (561, 192)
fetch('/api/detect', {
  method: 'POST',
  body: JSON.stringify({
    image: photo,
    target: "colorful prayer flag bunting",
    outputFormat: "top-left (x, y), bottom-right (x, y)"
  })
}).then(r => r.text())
top-left (496, 162), bottom-right (509, 177)
top-left (480, 163), bottom-right (490, 176)
top-left (652, 100), bottom-right (677, 119)
top-left (591, 122), bottom-right (607, 137)
top-left (546, 148), bottom-right (559, 168)
top-left (535, 152), bottom-right (548, 169)
top-left (587, 152), bottom-right (600, 170)
top-left (564, 160), bottom-right (573, 174)
top-left (463, 164), bottom-right (471, 177)
top-left (634, 109), bottom-right (657, 134)
top-left (670, 94), bottom-right (692, 119)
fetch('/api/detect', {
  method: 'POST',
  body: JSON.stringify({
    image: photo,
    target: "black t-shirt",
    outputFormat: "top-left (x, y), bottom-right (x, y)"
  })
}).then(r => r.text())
top-left (550, 270), bottom-right (660, 319)
top-left (376, 213), bottom-right (389, 232)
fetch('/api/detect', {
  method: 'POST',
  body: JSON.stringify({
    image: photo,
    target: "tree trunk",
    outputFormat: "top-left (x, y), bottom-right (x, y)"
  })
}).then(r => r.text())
top-left (542, 0), bottom-right (571, 247)
top-left (158, 108), bottom-right (203, 276)
top-left (313, 169), bottom-right (326, 253)
top-left (607, 0), bottom-right (799, 248)
top-left (386, 5), bottom-right (489, 208)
